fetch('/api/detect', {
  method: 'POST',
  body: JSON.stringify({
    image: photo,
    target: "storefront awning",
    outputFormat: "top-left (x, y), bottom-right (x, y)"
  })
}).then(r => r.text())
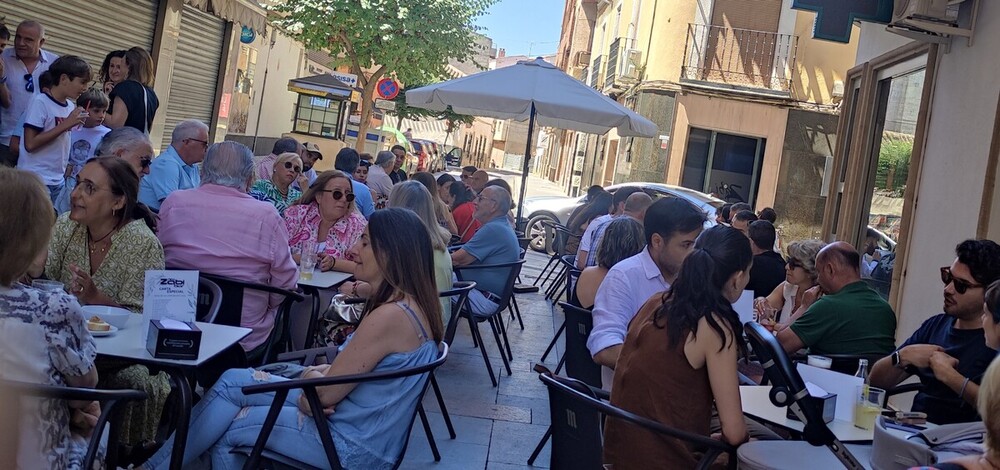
top-left (184, 0), bottom-right (268, 34)
top-left (288, 74), bottom-right (355, 100)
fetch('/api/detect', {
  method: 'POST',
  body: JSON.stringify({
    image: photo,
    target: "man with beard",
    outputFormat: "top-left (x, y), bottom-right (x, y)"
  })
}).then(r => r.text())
top-left (870, 239), bottom-right (1000, 424)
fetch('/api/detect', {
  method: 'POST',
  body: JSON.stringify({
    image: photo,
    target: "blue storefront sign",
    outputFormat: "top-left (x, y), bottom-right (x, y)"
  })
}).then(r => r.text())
top-left (792, 0), bottom-right (894, 43)
top-left (240, 25), bottom-right (256, 44)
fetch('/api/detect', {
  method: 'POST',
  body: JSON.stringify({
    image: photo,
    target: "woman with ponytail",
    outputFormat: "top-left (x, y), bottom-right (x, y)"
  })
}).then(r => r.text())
top-left (603, 225), bottom-right (753, 468)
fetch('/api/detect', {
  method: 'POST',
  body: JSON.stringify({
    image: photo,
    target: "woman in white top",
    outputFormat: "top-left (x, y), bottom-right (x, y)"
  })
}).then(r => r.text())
top-left (756, 239), bottom-right (826, 328)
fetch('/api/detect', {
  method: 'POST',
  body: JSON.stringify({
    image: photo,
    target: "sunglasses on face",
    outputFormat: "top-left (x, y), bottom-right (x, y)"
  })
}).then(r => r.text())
top-left (283, 161), bottom-right (302, 174)
top-left (24, 73), bottom-right (34, 93)
top-left (787, 259), bottom-right (804, 270)
top-left (140, 157), bottom-right (152, 169)
top-left (319, 189), bottom-right (355, 202)
top-left (941, 266), bottom-right (984, 295)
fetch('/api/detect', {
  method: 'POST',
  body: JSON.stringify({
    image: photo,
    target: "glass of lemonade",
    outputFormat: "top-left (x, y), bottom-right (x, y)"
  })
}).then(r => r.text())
top-left (853, 385), bottom-right (885, 430)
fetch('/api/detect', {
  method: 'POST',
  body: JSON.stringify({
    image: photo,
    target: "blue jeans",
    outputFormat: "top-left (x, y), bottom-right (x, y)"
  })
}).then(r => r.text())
top-left (46, 182), bottom-right (64, 206)
top-left (145, 368), bottom-right (334, 470)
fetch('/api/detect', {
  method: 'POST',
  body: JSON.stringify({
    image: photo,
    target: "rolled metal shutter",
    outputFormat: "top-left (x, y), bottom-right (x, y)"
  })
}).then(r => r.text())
top-left (1, 0), bottom-right (158, 73)
top-left (160, 5), bottom-right (225, 150)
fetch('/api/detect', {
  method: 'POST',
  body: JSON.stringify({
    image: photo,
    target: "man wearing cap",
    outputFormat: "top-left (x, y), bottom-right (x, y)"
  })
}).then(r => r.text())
top-left (298, 141), bottom-right (323, 189)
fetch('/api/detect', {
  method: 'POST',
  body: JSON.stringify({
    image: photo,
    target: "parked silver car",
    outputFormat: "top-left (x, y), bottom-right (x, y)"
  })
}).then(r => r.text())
top-left (521, 182), bottom-right (726, 252)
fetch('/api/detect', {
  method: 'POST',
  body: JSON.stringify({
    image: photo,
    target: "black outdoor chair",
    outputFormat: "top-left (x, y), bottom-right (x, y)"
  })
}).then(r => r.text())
top-left (196, 276), bottom-right (224, 324)
top-left (434, 281), bottom-right (477, 443)
top-left (532, 365), bottom-right (736, 470)
top-left (528, 303), bottom-right (602, 465)
top-left (452, 260), bottom-right (525, 387)
top-left (544, 254), bottom-right (577, 303)
top-left (0, 380), bottom-right (147, 470)
top-left (232, 343), bottom-right (449, 469)
top-left (736, 321), bottom-right (865, 469)
top-left (533, 222), bottom-right (575, 291)
top-left (200, 273), bottom-right (305, 366)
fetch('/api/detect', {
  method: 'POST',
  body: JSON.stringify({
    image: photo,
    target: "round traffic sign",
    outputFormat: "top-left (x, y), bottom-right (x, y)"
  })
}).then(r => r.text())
top-left (376, 78), bottom-right (400, 100)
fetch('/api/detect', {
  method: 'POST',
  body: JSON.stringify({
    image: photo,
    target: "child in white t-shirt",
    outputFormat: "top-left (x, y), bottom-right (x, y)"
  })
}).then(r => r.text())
top-left (17, 55), bottom-right (91, 203)
top-left (54, 88), bottom-right (111, 213)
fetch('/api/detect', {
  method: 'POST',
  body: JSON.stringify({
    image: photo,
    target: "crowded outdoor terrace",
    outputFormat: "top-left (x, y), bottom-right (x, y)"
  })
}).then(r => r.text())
top-left (2, 6), bottom-right (1000, 470)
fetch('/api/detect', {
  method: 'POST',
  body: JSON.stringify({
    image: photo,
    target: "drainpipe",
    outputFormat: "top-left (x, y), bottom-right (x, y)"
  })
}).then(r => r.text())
top-left (251, 28), bottom-right (277, 154)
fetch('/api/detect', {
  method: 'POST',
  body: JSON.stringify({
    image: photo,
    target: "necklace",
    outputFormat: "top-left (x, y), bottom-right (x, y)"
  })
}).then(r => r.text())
top-left (87, 227), bottom-right (116, 256)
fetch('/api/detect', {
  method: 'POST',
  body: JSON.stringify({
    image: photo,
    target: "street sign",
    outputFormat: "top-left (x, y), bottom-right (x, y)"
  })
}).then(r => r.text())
top-left (375, 99), bottom-right (397, 111)
top-left (331, 71), bottom-right (358, 88)
top-left (376, 77), bottom-right (400, 100)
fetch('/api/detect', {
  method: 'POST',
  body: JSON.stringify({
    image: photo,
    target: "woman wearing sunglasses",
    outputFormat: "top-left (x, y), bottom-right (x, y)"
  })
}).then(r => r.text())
top-left (754, 239), bottom-right (826, 329)
top-left (250, 152), bottom-right (303, 216)
top-left (284, 170), bottom-right (366, 274)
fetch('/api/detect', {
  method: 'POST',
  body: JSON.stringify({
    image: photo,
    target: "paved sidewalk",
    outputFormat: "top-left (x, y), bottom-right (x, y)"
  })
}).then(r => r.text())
top-left (400, 249), bottom-right (565, 469)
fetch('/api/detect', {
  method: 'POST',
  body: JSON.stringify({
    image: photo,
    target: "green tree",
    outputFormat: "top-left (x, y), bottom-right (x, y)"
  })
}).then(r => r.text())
top-left (273, 0), bottom-right (494, 150)
top-left (392, 84), bottom-right (474, 147)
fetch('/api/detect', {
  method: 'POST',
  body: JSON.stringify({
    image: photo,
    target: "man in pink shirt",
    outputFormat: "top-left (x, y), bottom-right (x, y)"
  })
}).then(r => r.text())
top-left (158, 141), bottom-right (298, 355)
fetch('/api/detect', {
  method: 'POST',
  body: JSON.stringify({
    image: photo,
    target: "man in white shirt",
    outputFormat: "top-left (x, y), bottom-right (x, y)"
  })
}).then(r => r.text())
top-left (587, 198), bottom-right (707, 388)
top-left (0, 20), bottom-right (58, 167)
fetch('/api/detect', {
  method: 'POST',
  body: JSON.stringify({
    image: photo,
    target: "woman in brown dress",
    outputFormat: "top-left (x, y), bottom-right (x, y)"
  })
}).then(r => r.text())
top-left (604, 225), bottom-right (753, 468)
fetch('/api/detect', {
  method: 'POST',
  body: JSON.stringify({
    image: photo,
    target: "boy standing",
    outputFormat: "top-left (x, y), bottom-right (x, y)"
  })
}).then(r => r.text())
top-left (18, 55), bottom-right (90, 202)
top-left (55, 88), bottom-right (110, 213)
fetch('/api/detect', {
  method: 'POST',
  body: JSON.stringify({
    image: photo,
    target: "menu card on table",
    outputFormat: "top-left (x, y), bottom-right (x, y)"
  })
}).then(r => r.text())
top-left (142, 270), bottom-right (199, 342)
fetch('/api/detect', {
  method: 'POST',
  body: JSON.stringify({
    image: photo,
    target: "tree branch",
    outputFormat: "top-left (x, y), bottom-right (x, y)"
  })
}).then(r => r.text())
top-left (339, 32), bottom-right (366, 87)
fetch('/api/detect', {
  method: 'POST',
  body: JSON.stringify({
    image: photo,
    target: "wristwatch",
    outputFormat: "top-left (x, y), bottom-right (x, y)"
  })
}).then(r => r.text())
top-left (891, 350), bottom-right (903, 368)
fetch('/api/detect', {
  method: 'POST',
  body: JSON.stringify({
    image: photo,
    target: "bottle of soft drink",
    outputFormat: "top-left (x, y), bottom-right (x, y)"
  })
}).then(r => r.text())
top-left (854, 359), bottom-right (869, 383)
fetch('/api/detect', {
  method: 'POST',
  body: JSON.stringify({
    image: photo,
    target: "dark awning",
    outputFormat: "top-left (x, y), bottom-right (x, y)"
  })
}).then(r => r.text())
top-left (287, 74), bottom-right (355, 100)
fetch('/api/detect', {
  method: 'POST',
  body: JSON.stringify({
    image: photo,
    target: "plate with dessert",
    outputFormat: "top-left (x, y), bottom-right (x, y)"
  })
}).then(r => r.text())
top-left (86, 316), bottom-right (119, 337)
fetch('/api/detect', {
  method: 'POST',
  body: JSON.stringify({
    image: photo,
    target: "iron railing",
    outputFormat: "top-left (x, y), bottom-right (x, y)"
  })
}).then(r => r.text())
top-left (590, 55), bottom-right (603, 89)
top-left (681, 23), bottom-right (798, 93)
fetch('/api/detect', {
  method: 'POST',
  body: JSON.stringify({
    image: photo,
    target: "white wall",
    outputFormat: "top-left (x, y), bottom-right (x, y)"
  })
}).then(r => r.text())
top-left (855, 23), bottom-right (915, 64)
top-left (243, 31), bottom-right (306, 139)
top-left (885, 3), bottom-right (1000, 340)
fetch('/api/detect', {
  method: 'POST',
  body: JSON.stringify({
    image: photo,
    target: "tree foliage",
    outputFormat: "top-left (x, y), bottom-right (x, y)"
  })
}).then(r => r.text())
top-left (392, 84), bottom-right (475, 141)
top-left (272, 0), bottom-right (495, 150)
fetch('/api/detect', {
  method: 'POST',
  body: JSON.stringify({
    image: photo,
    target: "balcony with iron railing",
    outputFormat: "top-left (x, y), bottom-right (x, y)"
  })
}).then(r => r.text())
top-left (681, 23), bottom-right (798, 95)
top-left (590, 54), bottom-right (604, 89)
top-left (604, 37), bottom-right (641, 90)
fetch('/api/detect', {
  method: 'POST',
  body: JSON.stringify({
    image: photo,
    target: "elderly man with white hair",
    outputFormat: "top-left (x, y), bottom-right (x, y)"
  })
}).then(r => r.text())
top-left (157, 141), bottom-right (297, 357)
top-left (452, 185), bottom-right (521, 316)
top-left (138, 119), bottom-right (209, 212)
top-left (95, 126), bottom-right (154, 177)
top-left (367, 150), bottom-right (396, 205)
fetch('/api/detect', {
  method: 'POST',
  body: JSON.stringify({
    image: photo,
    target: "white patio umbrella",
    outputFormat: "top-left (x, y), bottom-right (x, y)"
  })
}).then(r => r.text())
top-left (406, 57), bottom-right (658, 224)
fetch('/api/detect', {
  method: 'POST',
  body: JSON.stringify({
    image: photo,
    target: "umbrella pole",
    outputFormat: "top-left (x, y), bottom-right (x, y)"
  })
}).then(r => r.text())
top-left (515, 103), bottom-right (536, 231)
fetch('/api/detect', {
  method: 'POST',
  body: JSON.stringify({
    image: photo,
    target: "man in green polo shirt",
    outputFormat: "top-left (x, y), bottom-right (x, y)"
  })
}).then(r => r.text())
top-left (776, 241), bottom-right (897, 355)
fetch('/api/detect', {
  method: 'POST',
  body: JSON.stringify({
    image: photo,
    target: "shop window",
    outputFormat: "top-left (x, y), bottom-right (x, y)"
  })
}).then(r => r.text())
top-left (680, 128), bottom-right (765, 206)
top-left (293, 95), bottom-right (343, 138)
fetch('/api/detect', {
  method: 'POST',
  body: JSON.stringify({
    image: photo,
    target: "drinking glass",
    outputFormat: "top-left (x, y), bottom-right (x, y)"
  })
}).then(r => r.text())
top-left (32, 279), bottom-right (66, 293)
top-left (299, 240), bottom-right (317, 280)
top-left (853, 385), bottom-right (885, 430)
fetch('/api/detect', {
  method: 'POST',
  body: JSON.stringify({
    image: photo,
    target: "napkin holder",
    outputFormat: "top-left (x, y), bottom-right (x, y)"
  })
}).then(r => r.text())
top-left (786, 392), bottom-right (836, 424)
top-left (146, 320), bottom-right (202, 360)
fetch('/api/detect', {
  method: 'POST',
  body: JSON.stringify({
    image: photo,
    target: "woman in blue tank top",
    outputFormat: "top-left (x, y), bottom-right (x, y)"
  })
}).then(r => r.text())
top-left (140, 208), bottom-right (444, 470)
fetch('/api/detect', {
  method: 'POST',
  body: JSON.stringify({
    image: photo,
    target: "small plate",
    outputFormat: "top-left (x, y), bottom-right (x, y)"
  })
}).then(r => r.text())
top-left (88, 325), bottom-right (119, 337)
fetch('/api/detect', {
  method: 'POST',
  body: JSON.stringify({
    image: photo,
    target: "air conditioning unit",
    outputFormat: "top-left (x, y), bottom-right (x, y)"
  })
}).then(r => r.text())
top-left (893, 0), bottom-right (953, 23)
top-left (622, 49), bottom-right (642, 79)
top-left (888, 0), bottom-right (974, 41)
top-left (575, 51), bottom-right (592, 68)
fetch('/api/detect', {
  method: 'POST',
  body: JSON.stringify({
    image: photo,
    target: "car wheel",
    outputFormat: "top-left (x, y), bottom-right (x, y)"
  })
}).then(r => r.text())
top-left (526, 214), bottom-right (555, 253)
